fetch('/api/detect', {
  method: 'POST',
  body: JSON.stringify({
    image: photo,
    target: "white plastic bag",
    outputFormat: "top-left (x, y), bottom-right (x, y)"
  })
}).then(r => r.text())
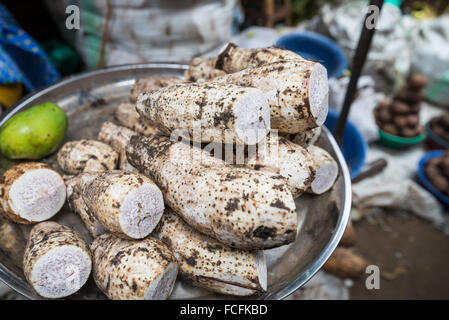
top-left (46, 0), bottom-right (235, 69)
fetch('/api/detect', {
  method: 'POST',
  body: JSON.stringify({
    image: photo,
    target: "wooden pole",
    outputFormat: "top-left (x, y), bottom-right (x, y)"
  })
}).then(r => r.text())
top-left (334, 0), bottom-right (385, 145)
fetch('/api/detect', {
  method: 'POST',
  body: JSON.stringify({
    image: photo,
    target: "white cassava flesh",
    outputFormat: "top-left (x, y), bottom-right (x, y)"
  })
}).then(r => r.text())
top-left (0, 162), bottom-right (66, 224)
top-left (136, 83), bottom-right (271, 145)
top-left (57, 140), bottom-right (119, 175)
top-left (114, 102), bottom-right (161, 137)
top-left (23, 222), bottom-right (91, 298)
top-left (292, 127), bottom-right (322, 148)
top-left (98, 121), bottom-right (138, 172)
top-left (184, 57), bottom-right (226, 82)
top-left (80, 171), bottom-right (164, 239)
top-left (308, 145), bottom-right (339, 195)
top-left (246, 134), bottom-right (315, 198)
top-left (91, 233), bottom-right (177, 300)
top-left (213, 60), bottom-right (328, 133)
top-left (64, 174), bottom-right (106, 237)
top-left (129, 76), bottom-right (182, 103)
top-left (126, 134), bottom-right (297, 250)
top-left (215, 43), bottom-right (303, 73)
top-left (155, 209), bottom-right (267, 296)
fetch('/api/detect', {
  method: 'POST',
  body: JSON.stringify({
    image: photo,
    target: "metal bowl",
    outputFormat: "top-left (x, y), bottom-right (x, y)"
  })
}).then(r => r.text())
top-left (0, 63), bottom-right (351, 300)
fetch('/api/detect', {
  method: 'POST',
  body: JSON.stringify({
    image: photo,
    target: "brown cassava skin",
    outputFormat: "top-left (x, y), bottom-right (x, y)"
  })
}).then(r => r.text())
top-left (213, 60), bottom-right (328, 133)
top-left (136, 82), bottom-right (270, 145)
top-left (65, 174), bottom-right (106, 237)
top-left (57, 140), bottom-right (119, 175)
top-left (23, 222), bottom-right (91, 298)
top-left (98, 121), bottom-right (138, 172)
top-left (91, 233), bottom-right (177, 300)
top-left (114, 102), bottom-right (161, 137)
top-left (339, 225), bottom-right (356, 247)
top-left (215, 43), bottom-right (303, 73)
top-left (0, 162), bottom-right (65, 224)
top-left (126, 134), bottom-right (297, 250)
top-left (80, 171), bottom-right (164, 239)
top-left (184, 57), bottom-right (226, 82)
top-left (246, 135), bottom-right (315, 198)
top-left (322, 247), bottom-right (367, 279)
top-left (0, 216), bottom-right (26, 266)
top-left (155, 209), bottom-right (266, 296)
top-left (129, 76), bottom-right (182, 103)
top-left (291, 127), bottom-right (322, 148)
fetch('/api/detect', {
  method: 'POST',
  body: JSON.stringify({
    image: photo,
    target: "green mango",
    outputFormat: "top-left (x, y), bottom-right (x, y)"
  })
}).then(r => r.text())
top-left (0, 102), bottom-right (67, 160)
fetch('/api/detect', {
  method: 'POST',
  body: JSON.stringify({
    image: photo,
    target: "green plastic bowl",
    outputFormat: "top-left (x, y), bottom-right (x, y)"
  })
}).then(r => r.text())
top-left (378, 128), bottom-right (426, 148)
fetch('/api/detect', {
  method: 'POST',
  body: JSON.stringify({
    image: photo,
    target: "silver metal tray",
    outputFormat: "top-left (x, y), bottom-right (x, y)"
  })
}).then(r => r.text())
top-left (0, 63), bottom-right (351, 300)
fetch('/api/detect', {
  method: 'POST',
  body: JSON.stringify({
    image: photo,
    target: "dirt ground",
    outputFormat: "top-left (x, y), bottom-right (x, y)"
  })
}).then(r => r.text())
top-left (350, 212), bottom-right (449, 300)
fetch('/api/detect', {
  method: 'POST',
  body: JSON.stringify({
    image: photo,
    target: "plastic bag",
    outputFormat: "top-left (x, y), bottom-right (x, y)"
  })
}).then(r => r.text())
top-left (46, 0), bottom-right (235, 69)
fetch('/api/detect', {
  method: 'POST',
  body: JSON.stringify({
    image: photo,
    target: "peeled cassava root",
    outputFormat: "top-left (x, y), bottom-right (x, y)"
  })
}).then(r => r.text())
top-left (98, 121), bottom-right (138, 172)
top-left (91, 233), bottom-right (177, 300)
top-left (0, 162), bottom-right (66, 224)
top-left (57, 140), bottom-right (119, 174)
top-left (184, 57), bottom-right (226, 82)
top-left (155, 209), bottom-right (267, 296)
top-left (129, 76), bottom-right (182, 103)
top-left (308, 145), bottom-right (339, 195)
top-left (246, 134), bottom-right (315, 198)
top-left (136, 82), bottom-right (271, 145)
top-left (213, 60), bottom-right (328, 133)
top-left (126, 134), bottom-right (297, 250)
top-left (215, 43), bottom-right (303, 73)
top-left (72, 171), bottom-right (164, 239)
top-left (23, 222), bottom-right (91, 298)
top-left (114, 102), bottom-right (161, 137)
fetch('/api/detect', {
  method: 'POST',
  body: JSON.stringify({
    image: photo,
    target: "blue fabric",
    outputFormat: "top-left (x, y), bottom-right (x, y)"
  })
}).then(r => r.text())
top-left (0, 3), bottom-right (60, 91)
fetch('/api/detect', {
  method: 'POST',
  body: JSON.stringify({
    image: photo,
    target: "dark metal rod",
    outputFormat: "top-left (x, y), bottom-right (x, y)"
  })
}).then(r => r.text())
top-left (334, 0), bottom-right (385, 145)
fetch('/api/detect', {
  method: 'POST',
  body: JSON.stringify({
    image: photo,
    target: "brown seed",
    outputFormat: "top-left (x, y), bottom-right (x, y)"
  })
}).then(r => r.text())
top-left (378, 109), bottom-right (392, 123)
top-left (401, 127), bottom-right (418, 138)
top-left (406, 114), bottom-right (419, 127)
top-left (382, 124), bottom-right (399, 136)
top-left (393, 116), bottom-right (408, 128)
top-left (409, 74), bottom-right (429, 89)
top-left (377, 99), bottom-right (390, 109)
top-left (395, 88), bottom-right (425, 104)
top-left (392, 101), bottom-right (410, 115)
top-left (431, 176), bottom-right (449, 192)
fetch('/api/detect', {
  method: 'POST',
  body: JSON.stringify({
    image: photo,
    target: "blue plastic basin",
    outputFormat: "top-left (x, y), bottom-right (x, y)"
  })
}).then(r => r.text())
top-left (324, 109), bottom-right (367, 179)
top-left (275, 32), bottom-right (347, 78)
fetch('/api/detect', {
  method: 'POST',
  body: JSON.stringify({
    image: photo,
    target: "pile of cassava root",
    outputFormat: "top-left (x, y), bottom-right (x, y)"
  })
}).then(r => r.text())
top-left (0, 44), bottom-right (341, 300)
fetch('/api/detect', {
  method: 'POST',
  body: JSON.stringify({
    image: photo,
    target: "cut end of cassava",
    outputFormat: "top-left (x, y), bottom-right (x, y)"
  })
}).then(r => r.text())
top-left (309, 145), bottom-right (339, 195)
top-left (234, 89), bottom-right (271, 145)
top-left (144, 262), bottom-right (177, 300)
top-left (9, 169), bottom-right (66, 223)
top-left (30, 245), bottom-right (91, 298)
top-left (311, 161), bottom-right (338, 194)
top-left (309, 63), bottom-right (329, 126)
top-left (119, 183), bottom-right (165, 239)
top-left (254, 250), bottom-right (267, 291)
